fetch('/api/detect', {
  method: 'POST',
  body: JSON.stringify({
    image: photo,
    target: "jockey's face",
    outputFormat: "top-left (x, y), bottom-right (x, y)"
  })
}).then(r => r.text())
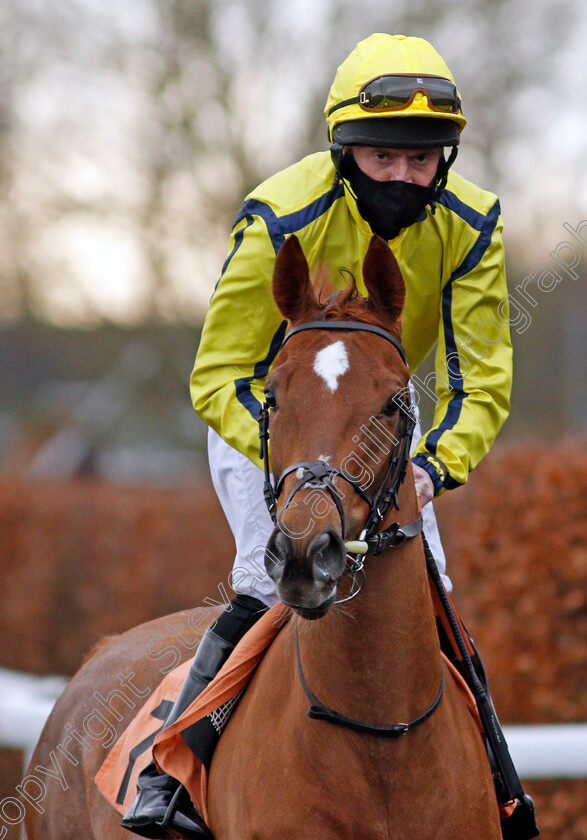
top-left (349, 146), bottom-right (442, 186)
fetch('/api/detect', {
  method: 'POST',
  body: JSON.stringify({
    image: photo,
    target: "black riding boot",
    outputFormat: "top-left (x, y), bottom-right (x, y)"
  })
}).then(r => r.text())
top-left (121, 594), bottom-right (268, 839)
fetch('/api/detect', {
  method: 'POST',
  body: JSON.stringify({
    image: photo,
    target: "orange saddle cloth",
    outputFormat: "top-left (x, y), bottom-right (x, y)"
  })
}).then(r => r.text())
top-left (96, 598), bottom-right (481, 828)
top-left (95, 603), bottom-right (291, 824)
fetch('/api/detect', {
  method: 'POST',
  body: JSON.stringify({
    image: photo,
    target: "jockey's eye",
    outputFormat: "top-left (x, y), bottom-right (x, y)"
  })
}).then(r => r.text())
top-left (264, 388), bottom-right (277, 409)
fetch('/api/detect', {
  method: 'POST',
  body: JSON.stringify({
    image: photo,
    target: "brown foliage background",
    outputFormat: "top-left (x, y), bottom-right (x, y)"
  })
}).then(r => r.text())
top-left (0, 441), bottom-right (585, 839)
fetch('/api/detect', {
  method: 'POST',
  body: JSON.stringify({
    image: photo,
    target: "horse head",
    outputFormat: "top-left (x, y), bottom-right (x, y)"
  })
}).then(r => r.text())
top-left (263, 234), bottom-right (413, 619)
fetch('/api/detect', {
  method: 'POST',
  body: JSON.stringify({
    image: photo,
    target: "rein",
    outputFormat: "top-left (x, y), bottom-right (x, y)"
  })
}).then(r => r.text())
top-left (295, 619), bottom-right (445, 737)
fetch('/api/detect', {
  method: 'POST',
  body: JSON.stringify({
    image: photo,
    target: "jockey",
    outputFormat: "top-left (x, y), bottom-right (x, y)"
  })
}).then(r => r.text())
top-left (123, 34), bottom-right (512, 839)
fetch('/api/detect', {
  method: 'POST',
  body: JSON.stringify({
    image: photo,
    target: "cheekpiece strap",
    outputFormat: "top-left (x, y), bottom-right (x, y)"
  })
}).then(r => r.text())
top-left (365, 514), bottom-right (423, 555)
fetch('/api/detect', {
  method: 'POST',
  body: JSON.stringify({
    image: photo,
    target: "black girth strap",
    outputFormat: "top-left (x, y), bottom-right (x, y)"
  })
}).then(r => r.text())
top-left (294, 620), bottom-right (444, 737)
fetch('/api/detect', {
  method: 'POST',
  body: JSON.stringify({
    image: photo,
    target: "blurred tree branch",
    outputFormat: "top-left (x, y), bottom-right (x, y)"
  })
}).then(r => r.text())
top-left (0, 0), bottom-right (582, 324)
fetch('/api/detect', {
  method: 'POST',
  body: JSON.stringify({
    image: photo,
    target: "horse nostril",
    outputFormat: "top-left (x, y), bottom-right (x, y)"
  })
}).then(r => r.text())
top-left (265, 529), bottom-right (288, 583)
top-left (310, 530), bottom-right (345, 587)
top-left (313, 562), bottom-right (334, 585)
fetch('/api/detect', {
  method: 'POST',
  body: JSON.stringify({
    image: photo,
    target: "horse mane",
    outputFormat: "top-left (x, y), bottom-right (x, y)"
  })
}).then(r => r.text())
top-left (317, 277), bottom-right (401, 335)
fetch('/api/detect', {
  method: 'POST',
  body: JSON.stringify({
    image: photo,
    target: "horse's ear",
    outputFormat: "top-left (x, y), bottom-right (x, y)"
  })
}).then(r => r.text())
top-left (363, 235), bottom-right (406, 325)
top-left (272, 235), bottom-right (318, 323)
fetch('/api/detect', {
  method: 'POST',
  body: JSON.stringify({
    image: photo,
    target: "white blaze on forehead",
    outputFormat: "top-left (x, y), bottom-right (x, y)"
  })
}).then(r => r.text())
top-left (313, 340), bottom-right (349, 392)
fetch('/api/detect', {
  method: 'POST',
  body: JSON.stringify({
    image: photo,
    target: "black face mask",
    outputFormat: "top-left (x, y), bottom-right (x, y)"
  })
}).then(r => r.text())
top-left (340, 153), bottom-right (438, 240)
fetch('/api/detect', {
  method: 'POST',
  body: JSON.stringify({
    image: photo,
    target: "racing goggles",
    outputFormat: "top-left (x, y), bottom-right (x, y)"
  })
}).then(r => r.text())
top-left (329, 74), bottom-right (462, 116)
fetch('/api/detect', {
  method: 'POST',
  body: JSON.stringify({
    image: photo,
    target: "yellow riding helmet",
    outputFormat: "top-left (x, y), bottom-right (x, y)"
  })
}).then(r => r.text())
top-left (325, 34), bottom-right (466, 149)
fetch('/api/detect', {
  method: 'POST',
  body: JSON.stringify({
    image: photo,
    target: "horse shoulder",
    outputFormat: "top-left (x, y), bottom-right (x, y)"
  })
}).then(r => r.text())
top-left (207, 623), bottom-right (306, 835)
top-left (426, 667), bottom-right (502, 838)
top-left (208, 643), bottom-right (501, 840)
top-left (25, 607), bottom-right (219, 840)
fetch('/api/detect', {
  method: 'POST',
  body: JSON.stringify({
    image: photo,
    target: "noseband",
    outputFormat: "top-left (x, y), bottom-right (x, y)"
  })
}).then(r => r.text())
top-left (258, 319), bottom-right (423, 568)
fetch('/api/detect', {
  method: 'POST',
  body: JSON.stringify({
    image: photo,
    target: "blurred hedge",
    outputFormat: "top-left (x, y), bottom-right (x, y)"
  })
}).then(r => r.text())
top-left (1, 440), bottom-right (585, 839)
top-left (436, 441), bottom-right (586, 725)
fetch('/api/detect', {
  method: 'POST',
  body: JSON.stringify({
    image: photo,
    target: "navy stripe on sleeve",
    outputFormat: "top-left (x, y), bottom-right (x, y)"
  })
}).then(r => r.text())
top-left (230, 183), bottom-right (344, 420)
top-left (219, 214), bottom-right (255, 278)
top-left (228, 181), bottom-right (344, 263)
top-left (423, 199), bottom-right (501, 479)
top-left (235, 320), bottom-right (288, 420)
top-left (438, 190), bottom-right (489, 231)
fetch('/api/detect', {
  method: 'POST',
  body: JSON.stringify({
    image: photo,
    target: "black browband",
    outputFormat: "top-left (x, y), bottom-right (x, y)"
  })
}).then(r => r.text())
top-left (282, 320), bottom-right (408, 366)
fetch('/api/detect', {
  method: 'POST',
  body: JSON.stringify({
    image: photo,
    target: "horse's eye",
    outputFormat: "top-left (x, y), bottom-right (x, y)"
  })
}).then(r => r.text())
top-left (382, 395), bottom-right (400, 417)
top-left (264, 388), bottom-right (277, 409)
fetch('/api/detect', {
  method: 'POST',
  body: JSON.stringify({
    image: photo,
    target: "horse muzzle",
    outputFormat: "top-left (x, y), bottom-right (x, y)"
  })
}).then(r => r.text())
top-left (265, 526), bottom-right (346, 619)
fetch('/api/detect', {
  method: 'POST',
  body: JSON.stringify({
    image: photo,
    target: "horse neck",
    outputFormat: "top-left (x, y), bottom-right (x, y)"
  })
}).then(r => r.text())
top-left (297, 478), bottom-right (441, 723)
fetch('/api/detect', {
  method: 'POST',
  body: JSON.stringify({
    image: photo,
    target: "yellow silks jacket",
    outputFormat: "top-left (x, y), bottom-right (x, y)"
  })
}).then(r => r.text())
top-left (190, 151), bottom-right (512, 495)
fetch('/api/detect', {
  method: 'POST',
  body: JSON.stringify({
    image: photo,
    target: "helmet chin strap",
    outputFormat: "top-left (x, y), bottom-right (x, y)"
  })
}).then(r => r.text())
top-left (329, 141), bottom-right (344, 187)
top-left (430, 145), bottom-right (458, 211)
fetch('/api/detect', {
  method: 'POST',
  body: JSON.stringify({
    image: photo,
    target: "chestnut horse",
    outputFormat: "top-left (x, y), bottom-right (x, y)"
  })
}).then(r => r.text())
top-left (25, 235), bottom-right (500, 839)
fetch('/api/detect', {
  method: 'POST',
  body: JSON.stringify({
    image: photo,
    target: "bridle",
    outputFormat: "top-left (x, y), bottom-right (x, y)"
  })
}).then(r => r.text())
top-left (258, 319), bottom-right (423, 573)
top-left (258, 318), bottom-right (444, 737)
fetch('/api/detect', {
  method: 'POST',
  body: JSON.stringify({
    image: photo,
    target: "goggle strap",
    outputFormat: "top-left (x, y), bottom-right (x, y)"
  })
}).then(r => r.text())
top-left (328, 76), bottom-right (461, 118)
top-left (329, 96), bottom-right (362, 116)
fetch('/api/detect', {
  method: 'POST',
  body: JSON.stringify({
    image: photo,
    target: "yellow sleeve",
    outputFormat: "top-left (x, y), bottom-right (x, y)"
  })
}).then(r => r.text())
top-left (412, 201), bottom-right (512, 493)
top-left (190, 203), bottom-right (285, 468)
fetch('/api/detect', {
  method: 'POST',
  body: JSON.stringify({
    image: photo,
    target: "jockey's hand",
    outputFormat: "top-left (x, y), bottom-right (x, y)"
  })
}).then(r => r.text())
top-left (412, 463), bottom-right (435, 507)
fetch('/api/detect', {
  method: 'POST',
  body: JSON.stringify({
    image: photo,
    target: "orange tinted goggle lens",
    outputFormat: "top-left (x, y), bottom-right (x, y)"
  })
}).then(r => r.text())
top-left (359, 75), bottom-right (461, 114)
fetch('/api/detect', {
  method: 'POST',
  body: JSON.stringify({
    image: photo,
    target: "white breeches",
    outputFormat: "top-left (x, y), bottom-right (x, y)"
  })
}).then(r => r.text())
top-left (208, 417), bottom-right (451, 608)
